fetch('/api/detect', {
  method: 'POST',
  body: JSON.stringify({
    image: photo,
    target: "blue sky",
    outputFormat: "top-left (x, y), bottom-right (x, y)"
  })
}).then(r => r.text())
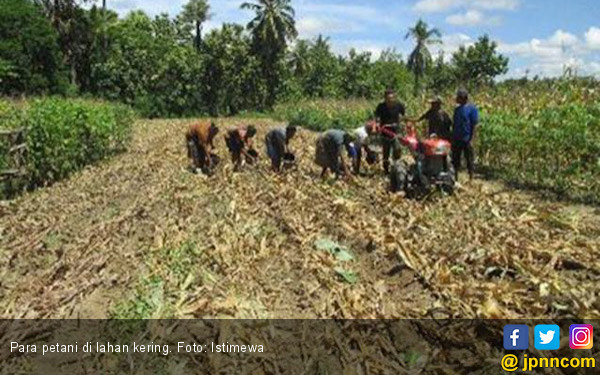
top-left (101, 0), bottom-right (600, 78)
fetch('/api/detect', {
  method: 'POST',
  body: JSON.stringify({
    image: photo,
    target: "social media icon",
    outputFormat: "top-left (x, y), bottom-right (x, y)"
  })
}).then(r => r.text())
top-left (534, 325), bottom-right (560, 350)
top-left (570, 324), bottom-right (593, 349)
top-left (504, 325), bottom-right (529, 350)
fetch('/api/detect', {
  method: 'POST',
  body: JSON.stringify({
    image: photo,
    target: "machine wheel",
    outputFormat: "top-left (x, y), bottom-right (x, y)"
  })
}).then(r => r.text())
top-left (440, 179), bottom-right (455, 195)
top-left (366, 150), bottom-right (378, 165)
top-left (405, 163), bottom-right (428, 199)
top-left (389, 161), bottom-right (407, 193)
top-left (434, 155), bottom-right (454, 195)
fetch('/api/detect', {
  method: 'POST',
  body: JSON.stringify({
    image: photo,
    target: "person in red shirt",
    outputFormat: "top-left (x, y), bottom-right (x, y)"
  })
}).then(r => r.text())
top-left (224, 125), bottom-right (258, 171)
top-left (185, 121), bottom-right (219, 174)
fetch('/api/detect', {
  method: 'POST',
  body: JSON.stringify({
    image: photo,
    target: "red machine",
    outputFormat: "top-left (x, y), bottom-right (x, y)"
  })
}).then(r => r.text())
top-left (389, 123), bottom-right (455, 197)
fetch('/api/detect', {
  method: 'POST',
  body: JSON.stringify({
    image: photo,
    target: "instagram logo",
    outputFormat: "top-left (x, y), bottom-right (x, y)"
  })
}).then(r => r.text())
top-left (569, 325), bottom-right (593, 349)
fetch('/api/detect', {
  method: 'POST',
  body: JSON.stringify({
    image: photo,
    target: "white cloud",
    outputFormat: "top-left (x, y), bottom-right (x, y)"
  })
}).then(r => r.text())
top-left (299, 3), bottom-right (379, 20)
top-left (446, 10), bottom-right (485, 26)
top-left (499, 30), bottom-right (581, 59)
top-left (548, 30), bottom-right (579, 47)
top-left (297, 17), bottom-right (363, 37)
top-left (429, 33), bottom-right (475, 60)
top-left (296, 2), bottom-right (398, 32)
top-left (110, 0), bottom-right (139, 11)
top-left (586, 61), bottom-right (600, 75)
top-left (498, 29), bottom-right (600, 78)
top-left (413, 0), bottom-right (519, 13)
top-left (524, 57), bottom-right (585, 77)
top-left (442, 33), bottom-right (474, 50)
top-left (585, 27), bottom-right (600, 50)
top-left (98, 0), bottom-right (173, 16)
top-left (470, 0), bottom-right (520, 11)
top-left (414, 0), bottom-right (463, 13)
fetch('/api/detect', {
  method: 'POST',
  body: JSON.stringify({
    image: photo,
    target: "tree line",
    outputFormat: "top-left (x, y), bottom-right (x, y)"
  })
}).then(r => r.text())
top-left (0, 0), bottom-right (509, 118)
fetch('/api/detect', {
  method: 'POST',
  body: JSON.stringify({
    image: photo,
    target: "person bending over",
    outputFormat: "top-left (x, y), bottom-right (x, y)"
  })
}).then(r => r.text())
top-left (265, 124), bottom-right (297, 172)
top-left (225, 124), bottom-right (257, 171)
top-left (351, 121), bottom-right (378, 175)
top-left (315, 129), bottom-right (354, 181)
top-left (186, 121), bottom-right (219, 174)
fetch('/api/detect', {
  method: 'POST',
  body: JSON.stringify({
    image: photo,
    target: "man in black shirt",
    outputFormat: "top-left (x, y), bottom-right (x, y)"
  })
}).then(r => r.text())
top-left (375, 89), bottom-right (406, 173)
top-left (415, 96), bottom-right (452, 141)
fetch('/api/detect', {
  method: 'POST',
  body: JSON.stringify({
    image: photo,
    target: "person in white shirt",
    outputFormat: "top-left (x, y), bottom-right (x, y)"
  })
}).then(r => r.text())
top-left (350, 121), bottom-right (378, 175)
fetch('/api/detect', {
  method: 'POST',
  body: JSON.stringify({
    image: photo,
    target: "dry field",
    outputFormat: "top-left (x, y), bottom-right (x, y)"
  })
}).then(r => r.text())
top-left (1, 118), bottom-right (598, 320)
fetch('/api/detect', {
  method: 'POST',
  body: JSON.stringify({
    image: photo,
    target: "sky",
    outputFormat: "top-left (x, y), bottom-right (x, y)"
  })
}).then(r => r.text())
top-left (99, 0), bottom-right (600, 78)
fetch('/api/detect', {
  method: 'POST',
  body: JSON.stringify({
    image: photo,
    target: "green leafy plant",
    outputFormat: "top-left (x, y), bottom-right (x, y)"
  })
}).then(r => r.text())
top-left (0, 97), bottom-right (133, 194)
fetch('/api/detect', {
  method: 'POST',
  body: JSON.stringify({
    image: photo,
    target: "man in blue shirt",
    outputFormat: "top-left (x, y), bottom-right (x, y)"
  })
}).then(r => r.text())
top-left (452, 89), bottom-right (479, 180)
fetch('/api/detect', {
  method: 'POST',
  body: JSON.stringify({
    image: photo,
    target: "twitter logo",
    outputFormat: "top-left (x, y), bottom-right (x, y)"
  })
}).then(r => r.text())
top-left (535, 325), bottom-right (560, 350)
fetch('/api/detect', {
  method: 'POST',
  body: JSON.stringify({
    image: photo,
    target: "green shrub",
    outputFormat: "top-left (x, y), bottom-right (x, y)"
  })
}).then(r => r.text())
top-left (0, 98), bottom-right (134, 192)
top-left (479, 104), bottom-right (600, 203)
top-left (272, 100), bottom-right (376, 131)
top-left (0, 99), bottom-right (23, 172)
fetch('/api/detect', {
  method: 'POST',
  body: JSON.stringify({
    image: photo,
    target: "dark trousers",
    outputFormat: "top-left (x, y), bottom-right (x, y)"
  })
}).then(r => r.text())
top-left (187, 135), bottom-right (206, 169)
top-left (354, 146), bottom-right (363, 174)
top-left (382, 138), bottom-right (402, 173)
top-left (451, 140), bottom-right (474, 178)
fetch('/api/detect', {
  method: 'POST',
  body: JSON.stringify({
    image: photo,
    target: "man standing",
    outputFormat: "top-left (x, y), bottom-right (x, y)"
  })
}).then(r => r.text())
top-left (265, 124), bottom-right (297, 172)
top-left (415, 96), bottom-right (452, 141)
top-left (452, 89), bottom-right (479, 180)
top-left (185, 121), bottom-right (219, 174)
top-left (375, 89), bottom-right (406, 173)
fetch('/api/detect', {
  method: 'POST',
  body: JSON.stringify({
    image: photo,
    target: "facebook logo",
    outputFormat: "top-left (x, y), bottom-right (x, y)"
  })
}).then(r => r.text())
top-left (504, 325), bottom-right (529, 350)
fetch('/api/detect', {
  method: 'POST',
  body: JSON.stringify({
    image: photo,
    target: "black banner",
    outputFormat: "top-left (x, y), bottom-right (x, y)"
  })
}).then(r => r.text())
top-left (1, 320), bottom-right (598, 374)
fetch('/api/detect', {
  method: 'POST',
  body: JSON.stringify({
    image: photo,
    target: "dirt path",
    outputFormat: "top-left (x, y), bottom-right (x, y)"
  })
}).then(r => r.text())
top-left (0, 118), bottom-right (598, 319)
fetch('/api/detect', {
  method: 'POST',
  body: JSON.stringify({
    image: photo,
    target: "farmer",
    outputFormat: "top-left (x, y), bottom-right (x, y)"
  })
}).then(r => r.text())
top-left (351, 121), bottom-right (379, 175)
top-left (185, 121), bottom-right (219, 174)
top-left (414, 96), bottom-right (452, 141)
top-left (315, 129), bottom-right (354, 180)
top-left (224, 124), bottom-right (258, 171)
top-left (265, 124), bottom-right (297, 172)
top-left (375, 89), bottom-right (406, 173)
top-left (452, 89), bottom-right (479, 180)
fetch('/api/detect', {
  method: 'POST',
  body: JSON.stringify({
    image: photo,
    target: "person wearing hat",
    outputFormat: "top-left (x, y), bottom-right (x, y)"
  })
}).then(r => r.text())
top-left (452, 89), bottom-right (479, 180)
top-left (265, 124), bottom-right (297, 173)
top-left (414, 96), bottom-right (452, 141)
top-left (350, 121), bottom-right (379, 175)
top-left (315, 129), bottom-right (354, 180)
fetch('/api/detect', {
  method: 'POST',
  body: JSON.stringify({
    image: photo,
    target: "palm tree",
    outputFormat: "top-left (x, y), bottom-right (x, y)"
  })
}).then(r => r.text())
top-left (405, 19), bottom-right (441, 95)
top-left (241, 0), bottom-right (297, 106)
top-left (181, 0), bottom-right (211, 50)
top-left (289, 39), bottom-right (310, 77)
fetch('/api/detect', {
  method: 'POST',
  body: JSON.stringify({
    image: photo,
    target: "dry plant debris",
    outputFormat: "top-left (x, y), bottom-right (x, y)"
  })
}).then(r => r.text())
top-left (0, 118), bottom-right (598, 319)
